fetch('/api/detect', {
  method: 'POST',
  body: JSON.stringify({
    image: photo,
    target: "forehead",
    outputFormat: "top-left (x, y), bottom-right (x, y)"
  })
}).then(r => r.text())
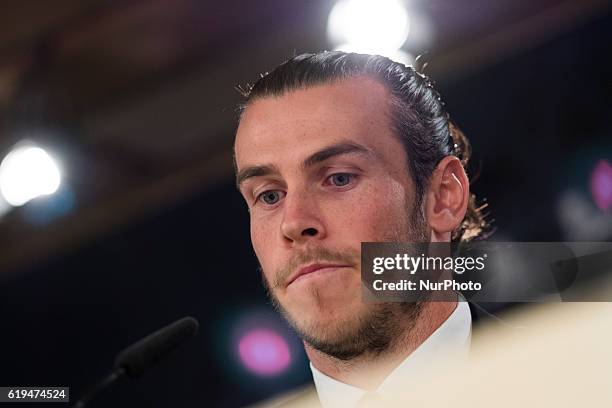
top-left (234, 76), bottom-right (397, 170)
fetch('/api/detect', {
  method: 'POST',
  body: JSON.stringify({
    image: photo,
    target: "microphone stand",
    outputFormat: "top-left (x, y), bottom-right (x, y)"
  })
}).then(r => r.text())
top-left (73, 367), bottom-right (126, 408)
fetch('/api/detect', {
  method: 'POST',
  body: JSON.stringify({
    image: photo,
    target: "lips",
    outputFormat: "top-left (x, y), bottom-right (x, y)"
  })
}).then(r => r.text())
top-left (287, 263), bottom-right (351, 286)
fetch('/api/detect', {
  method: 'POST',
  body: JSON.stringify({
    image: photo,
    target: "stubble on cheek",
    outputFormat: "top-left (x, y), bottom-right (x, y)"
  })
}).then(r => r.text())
top-left (310, 285), bottom-right (321, 307)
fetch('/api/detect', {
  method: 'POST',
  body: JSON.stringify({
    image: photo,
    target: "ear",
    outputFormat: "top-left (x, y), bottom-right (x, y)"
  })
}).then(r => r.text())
top-left (425, 156), bottom-right (469, 242)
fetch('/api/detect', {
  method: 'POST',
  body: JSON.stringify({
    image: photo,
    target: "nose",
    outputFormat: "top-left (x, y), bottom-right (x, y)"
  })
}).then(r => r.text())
top-left (280, 190), bottom-right (326, 245)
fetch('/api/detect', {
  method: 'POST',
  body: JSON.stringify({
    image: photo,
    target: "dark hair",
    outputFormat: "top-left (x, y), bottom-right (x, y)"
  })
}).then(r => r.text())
top-left (236, 51), bottom-right (489, 242)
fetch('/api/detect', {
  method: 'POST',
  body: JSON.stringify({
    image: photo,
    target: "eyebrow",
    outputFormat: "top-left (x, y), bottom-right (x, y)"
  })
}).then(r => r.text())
top-left (235, 141), bottom-right (373, 189)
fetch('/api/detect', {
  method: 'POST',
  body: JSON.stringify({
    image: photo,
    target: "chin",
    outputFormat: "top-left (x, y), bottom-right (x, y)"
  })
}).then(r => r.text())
top-left (289, 303), bottom-right (367, 340)
top-left (289, 290), bottom-right (362, 316)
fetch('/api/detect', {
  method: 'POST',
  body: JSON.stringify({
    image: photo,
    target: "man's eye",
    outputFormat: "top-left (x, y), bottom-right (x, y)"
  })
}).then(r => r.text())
top-left (256, 190), bottom-right (284, 205)
top-left (327, 173), bottom-right (354, 187)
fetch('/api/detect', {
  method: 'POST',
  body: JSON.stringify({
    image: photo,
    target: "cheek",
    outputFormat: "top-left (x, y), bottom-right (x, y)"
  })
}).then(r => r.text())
top-left (342, 180), bottom-right (410, 237)
top-left (250, 216), bottom-right (278, 271)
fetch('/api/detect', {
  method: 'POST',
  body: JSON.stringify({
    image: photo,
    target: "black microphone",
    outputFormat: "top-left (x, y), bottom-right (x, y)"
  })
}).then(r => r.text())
top-left (73, 316), bottom-right (199, 408)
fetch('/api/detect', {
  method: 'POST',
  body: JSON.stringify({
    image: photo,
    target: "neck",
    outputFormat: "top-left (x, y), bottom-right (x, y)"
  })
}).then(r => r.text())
top-left (305, 299), bottom-right (457, 390)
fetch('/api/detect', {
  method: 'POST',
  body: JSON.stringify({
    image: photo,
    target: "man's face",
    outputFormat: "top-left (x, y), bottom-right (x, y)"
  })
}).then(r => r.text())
top-left (234, 77), bottom-right (427, 358)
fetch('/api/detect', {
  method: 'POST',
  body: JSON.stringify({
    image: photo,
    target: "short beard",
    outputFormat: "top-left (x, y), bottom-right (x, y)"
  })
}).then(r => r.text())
top-left (304, 302), bottom-right (424, 361)
top-left (261, 196), bottom-right (429, 361)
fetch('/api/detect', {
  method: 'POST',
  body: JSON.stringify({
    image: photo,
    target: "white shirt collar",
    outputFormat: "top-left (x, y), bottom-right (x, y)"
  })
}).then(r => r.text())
top-left (310, 299), bottom-right (472, 408)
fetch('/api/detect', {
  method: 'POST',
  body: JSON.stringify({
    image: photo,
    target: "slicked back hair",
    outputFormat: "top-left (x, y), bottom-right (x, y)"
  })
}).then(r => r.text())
top-left (236, 51), bottom-right (489, 242)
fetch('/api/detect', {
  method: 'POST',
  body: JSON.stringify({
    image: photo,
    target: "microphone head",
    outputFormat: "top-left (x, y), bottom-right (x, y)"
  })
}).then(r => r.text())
top-left (114, 316), bottom-right (199, 378)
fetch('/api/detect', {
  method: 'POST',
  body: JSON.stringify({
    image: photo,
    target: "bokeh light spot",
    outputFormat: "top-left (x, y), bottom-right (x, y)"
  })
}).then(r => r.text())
top-left (238, 328), bottom-right (291, 376)
top-left (590, 160), bottom-right (612, 211)
top-left (0, 144), bottom-right (61, 206)
top-left (327, 0), bottom-right (409, 57)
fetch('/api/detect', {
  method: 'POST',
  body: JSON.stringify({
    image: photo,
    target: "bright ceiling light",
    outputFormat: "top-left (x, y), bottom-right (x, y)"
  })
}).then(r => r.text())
top-left (327, 0), bottom-right (410, 56)
top-left (0, 144), bottom-right (61, 207)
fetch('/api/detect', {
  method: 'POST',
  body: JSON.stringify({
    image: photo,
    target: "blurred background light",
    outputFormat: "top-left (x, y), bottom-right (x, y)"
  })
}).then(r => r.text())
top-left (327, 0), bottom-right (410, 58)
top-left (0, 143), bottom-right (61, 207)
top-left (22, 184), bottom-right (75, 226)
top-left (238, 328), bottom-right (291, 377)
top-left (0, 195), bottom-right (10, 218)
top-left (213, 307), bottom-right (307, 391)
top-left (557, 189), bottom-right (612, 241)
top-left (401, 11), bottom-right (434, 53)
top-left (590, 160), bottom-right (612, 212)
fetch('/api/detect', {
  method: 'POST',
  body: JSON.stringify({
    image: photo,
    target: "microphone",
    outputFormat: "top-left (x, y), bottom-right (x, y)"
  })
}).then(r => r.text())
top-left (73, 316), bottom-right (199, 408)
